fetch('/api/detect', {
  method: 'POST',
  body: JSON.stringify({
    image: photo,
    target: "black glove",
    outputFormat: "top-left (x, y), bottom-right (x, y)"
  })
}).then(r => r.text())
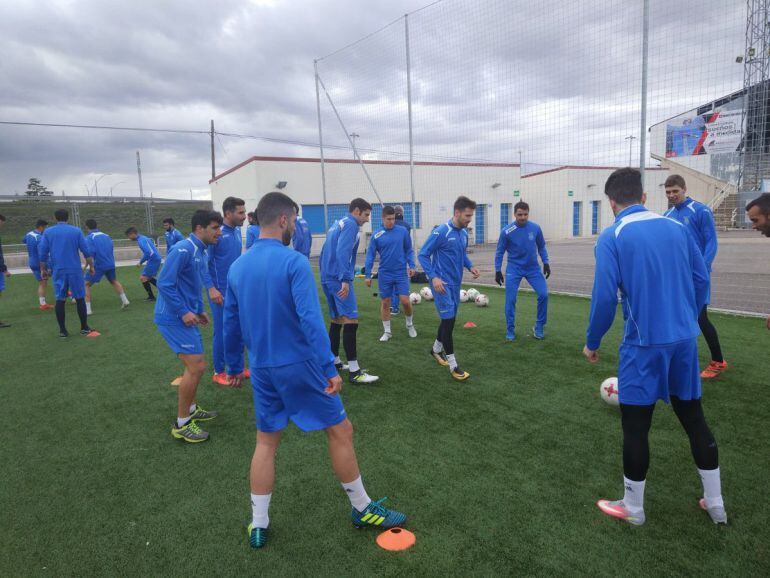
top-left (543, 264), bottom-right (551, 279)
top-left (495, 271), bottom-right (504, 286)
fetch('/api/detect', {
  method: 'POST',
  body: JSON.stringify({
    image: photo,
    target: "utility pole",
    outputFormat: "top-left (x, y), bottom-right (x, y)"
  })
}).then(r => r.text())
top-left (349, 132), bottom-right (360, 159)
top-left (136, 151), bottom-right (145, 199)
top-left (625, 135), bottom-right (637, 166)
top-left (210, 119), bottom-right (216, 180)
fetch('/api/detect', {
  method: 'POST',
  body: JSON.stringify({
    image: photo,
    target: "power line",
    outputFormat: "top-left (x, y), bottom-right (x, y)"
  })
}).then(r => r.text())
top-left (0, 120), bottom-right (209, 135)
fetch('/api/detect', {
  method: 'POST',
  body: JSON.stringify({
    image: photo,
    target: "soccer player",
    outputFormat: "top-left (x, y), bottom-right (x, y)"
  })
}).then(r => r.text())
top-left (125, 227), bottom-right (162, 301)
top-left (246, 211), bottom-right (260, 249)
top-left (83, 219), bottom-right (129, 314)
top-left (494, 201), bottom-right (551, 341)
top-left (745, 193), bottom-right (770, 330)
top-left (364, 205), bottom-right (417, 341)
top-left (390, 205), bottom-right (412, 316)
top-left (418, 196), bottom-right (480, 381)
top-left (206, 196), bottom-right (248, 385)
top-left (319, 198), bottom-right (379, 384)
top-left (162, 218), bottom-right (185, 253)
top-left (157, 209), bottom-right (223, 443)
top-left (585, 168), bottom-right (726, 526)
top-left (0, 213), bottom-right (10, 328)
top-left (23, 219), bottom-right (55, 310)
top-left (292, 210), bottom-right (312, 258)
top-left (38, 209), bottom-right (99, 338)
top-left (663, 175), bottom-right (726, 379)
top-left (223, 191), bottom-right (406, 549)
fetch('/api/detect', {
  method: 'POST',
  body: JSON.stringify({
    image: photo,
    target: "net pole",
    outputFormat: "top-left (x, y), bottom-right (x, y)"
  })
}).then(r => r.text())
top-left (314, 60), bottom-right (330, 232)
top-left (405, 14), bottom-right (417, 246)
top-left (639, 0), bottom-right (650, 179)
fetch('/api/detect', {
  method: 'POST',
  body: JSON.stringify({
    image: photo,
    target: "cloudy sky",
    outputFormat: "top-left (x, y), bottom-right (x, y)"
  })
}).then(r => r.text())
top-left (0, 0), bottom-right (746, 199)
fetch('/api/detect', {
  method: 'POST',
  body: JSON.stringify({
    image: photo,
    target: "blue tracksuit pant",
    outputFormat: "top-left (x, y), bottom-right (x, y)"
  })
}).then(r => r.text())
top-left (505, 268), bottom-right (548, 333)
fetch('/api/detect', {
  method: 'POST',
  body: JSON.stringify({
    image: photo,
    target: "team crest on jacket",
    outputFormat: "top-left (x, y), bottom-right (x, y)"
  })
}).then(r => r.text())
top-left (528, 232), bottom-right (534, 240)
top-left (684, 217), bottom-right (690, 225)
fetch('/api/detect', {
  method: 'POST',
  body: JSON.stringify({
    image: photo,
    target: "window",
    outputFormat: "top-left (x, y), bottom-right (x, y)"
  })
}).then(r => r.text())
top-left (300, 204), bottom-right (348, 234)
top-left (591, 201), bottom-right (601, 235)
top-left (370, 202), bottom-right (421, 229)
top-left (572, 201), bottom-right (582, 237)
top-left (500, 203), bottom-right (511, 229)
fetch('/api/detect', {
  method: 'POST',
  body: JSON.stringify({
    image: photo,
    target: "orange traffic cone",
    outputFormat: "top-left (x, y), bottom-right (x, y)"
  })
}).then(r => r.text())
top-left (376, 528), bottom-right (415, 551)
top-left (463, 321), bottom-right (477, 328)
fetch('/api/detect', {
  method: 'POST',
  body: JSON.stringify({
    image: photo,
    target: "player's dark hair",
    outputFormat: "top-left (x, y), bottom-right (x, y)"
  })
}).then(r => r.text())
top-left (35, 219), bottom-right (48, 228)
top-left (382, 205), bottom-right (396, 217)
top-left (605, 168), bottom-right (643, 206)
top-left (222, 196), bottom-right (245, 215)
top-left (257, 192), bottom-right (299, 227)
top-left (162, 217), bottom-right (175, 226)
top-left (125, 226), bottom-right (138, 236)
top-left (349, 198), bottom-right (372, 213)
top-left (251, 210), bottom-right (260, 225)
top-left (85, 219), bottom-right (97, 230)
top-left (746, 193), bottom-right (770, 215)
top-left (514, 201), bottom-right (530, 213)
top-left (454, 196), bottom-right (477, 212)
top-left (664, 174), bottom-right (686, 189)
top-left (54, 208), bottom-right (69, 222)
top-left (191, 210), bottom-right (223, 232)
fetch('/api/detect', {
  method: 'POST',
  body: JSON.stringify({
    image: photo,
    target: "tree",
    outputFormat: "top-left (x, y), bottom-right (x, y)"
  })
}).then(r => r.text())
top-left (25, 178), bottom-right (53, 196)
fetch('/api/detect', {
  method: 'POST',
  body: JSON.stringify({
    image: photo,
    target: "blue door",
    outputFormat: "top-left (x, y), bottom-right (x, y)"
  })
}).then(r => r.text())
top-left (475, 204), bottom-right (486, 244)
top-left (572, 201), bottom-right (582, 237)
top-left (500, 203), bottom-right (511, 229)
top-left (591, 201), bottom-right (600, 235)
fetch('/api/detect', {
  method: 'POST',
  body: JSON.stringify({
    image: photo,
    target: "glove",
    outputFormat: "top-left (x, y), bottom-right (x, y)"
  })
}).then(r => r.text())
top-left (495, 271), bottom-right (504, 286)
top-left (543, 264), bottom-right (551, 279)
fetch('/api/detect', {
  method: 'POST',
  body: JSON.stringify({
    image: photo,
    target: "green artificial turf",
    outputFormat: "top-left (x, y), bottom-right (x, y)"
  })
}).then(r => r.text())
top-left (2, 267), bottom-right (768, 576)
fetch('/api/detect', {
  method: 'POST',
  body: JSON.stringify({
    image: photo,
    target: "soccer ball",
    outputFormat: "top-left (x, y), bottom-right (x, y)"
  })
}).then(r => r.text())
top-left (459, 289), bottom-right (469, 303)
top-left (466, 288), bottom-right (480, 301)
top-left (420, 286), bottom-right (433, 301)
top-left (409, 292), bottom-right (422, 305)
top-left (475, 294), bottom-right (489, 307)
top-left (600, 377), bottom-right (620, 406)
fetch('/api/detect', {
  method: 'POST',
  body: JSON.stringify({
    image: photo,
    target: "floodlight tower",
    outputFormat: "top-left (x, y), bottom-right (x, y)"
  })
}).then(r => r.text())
top-left (739, 0), bottom-right (770, 191)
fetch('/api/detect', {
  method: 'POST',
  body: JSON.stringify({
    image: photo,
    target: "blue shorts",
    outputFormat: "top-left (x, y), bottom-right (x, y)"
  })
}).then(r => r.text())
top-left (618, 338), bottom-right (701, 406)
top-left (30, 267), bottom-right (42, 282)
top-left (322, 280), bottom-right (358, 320)
top-left (433, 283), bottom-right (460, 320)
top-left (53, 270), bottom-right (86, 300)
top-left (378, 272), bottom-right (410, 300)
top-left (0, 273), bottom-right (5, 292)
top-left (251, 360), bottom-right (347, 433)
top-left (142, 259), bottom-right (161, 278)
top-left (156, 323), bottom-right (204, 355)
top-left (85, 268), bottom-right (117, 285)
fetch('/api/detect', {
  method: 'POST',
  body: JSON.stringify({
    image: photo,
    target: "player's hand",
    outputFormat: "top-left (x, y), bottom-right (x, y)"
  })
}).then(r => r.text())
top-left (227, 374), bottom-right (243, 389)
top-left (181, 311), bottom-right (198, 326)
top-left (337, 282), bottom-right (350, 299)
top-left (139, 275), bottom-right (148, 283)
top-left (197, 312), bottom-right (210, 325)
top-left (88, 264), bottom-right (95, 276)
top-left (325, 374), bottom-right (343, 395)
top-left (3, 271), bottom-right (10, 278)
top-left (408, 268), bottom-right (416, 278)
top-left (136, 263), bottom-right (142, 268)
top-left (543, 263), bottom-right (551, 279)
top-left (432, 277), bottom-right (446, 295)
top-left (208, 287), bottom-right (223, 305)
top-left (583, 345), bottom-right (599, 363)
top-left (470, 267), bottom-right (480, 279)
top-left (365, 279), bottom-right (372, 288)
top-left (495, 271), bottom-right (504, 286)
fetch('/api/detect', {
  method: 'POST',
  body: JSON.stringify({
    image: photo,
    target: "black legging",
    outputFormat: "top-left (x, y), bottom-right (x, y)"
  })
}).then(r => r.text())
top-left (436, 317), bottom-right (456, 355)
top-left (621, 397), bottom-right (718, 482)
top-left (698, 306), bottom-right (724, 363)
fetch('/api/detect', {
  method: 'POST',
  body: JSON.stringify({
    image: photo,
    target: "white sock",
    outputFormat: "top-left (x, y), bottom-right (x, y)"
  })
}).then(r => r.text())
top-left (251, 493), bottom-right (272, 528)
top-left (406, 315), bottom-right (413, 327)
top-left (176, 416), bottom-right (191, 428)
top-left (446, 353), bottom-right (458, 370)
top-left (120, 293), bottom-right (129, 305)
top-left (349, 359), bottom-right (360, 373)
top-left (189, 403), bottom-right (197, 414)
top-left (433, 339), bottom-right (443, 354)
top-left (382, 320), bottom-right (391, 333)
top-left (342, 475), bottom-right (371, 512)
top-left (39, 296), bottom-right (46, 305)
top-left (86, 301), bottom-right (92, 314)
top-left (622, 476), bottom-right (646, 512)
top-left (334, 356), bottom-right (342, 365)
top-left (698, 467), bottom-right (724, 508)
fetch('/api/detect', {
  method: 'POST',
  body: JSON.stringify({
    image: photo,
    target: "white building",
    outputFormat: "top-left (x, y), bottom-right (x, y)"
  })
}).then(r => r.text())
top-left (209, 156), bottom-right (673, 254)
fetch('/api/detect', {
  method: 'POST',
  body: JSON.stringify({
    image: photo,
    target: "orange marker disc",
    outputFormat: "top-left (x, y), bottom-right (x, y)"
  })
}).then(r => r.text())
top-left (376, 527), bottom-right (416, 551)
top-left (463, 321), bottom-right (477, 328)
top-left (170, 376), bottom-right (183, 387)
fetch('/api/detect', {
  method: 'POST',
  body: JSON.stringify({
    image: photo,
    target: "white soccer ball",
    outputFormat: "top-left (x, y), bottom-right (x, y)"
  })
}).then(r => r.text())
top-left (420, 286), bottom-right (433, 301)
top-left (600, 377), bottom-right (620, 407)
top-left (409, 292), bottom-right (422, 305)
top-left (466, 288), bottom-right (480, 301)
top-left (475, 294), bottom-right (489, 307)
top-left (459, 289), bottom-right (469, 303)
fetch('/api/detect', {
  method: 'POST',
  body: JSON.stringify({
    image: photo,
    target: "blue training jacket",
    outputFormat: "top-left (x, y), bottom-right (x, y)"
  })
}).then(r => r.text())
top-left (205, 223), bottom-right (242, 290)
top-left (663, 197), bottom-right (718, 271)
top-left (319, 214), bottom-right (360, 284)
top-left (86, 230), bottom-right (116, 270)
top-left (292, 217), bottom-right (312, 257)
top-left (418, 220), bottom-right (473, 286)
top-left (136, 235), bottom-right (160, 265)
top-left (223, 238), bottom-right (337, 378)
top-left (494, 221), bottom-right (549, 272)
top-left (38, 223), bottom-right (92, 273)
top-left (586, 205), bottom-right (709, 350)
top-left (364, 225), bottom-right (415, 278)
top-left (246, 224), bottom-right (261, 249)
top-left (154, 234), bottom-right (208, 325)
top-left (164, 228), bottom-right (185, 251)
top-left (23, 230), bottom-right (43, 269)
